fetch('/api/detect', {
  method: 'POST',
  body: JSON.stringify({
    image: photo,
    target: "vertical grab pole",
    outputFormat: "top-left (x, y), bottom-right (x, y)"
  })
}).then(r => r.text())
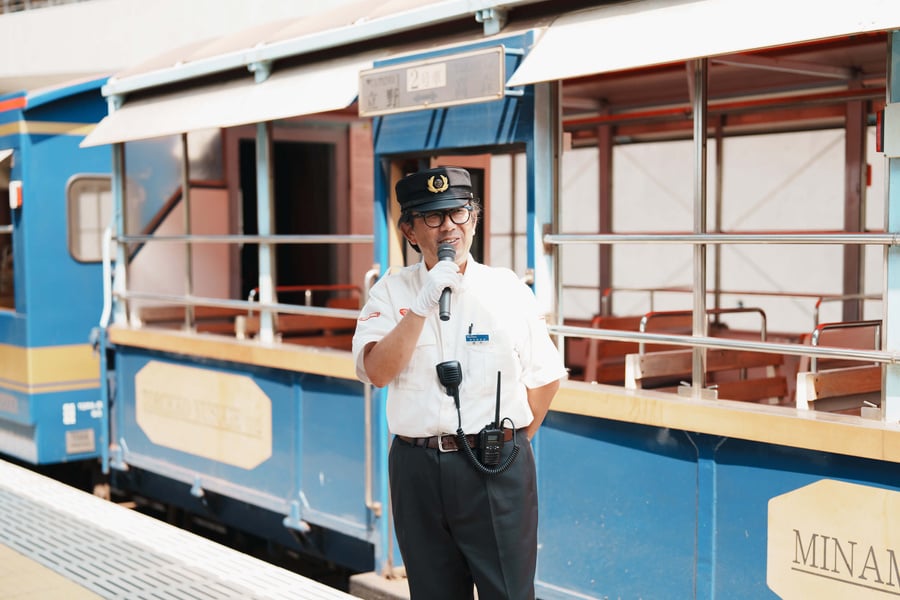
top-left (181, 133), bottom-right (194, 331)
top-left (883, 32), bottom-right (900, 422)
top-left (692, 58), bottom-right (709, 393)
top-left (111, 141), bottom-right (128, 326)
top-left (363, 266), bottom-right (383, 520)
top-left (531, 80), bottom-right (562, 344)
top-left (99, 226), bottom-right (113, 475)
top-left (256, 121), bottom-right (276, 343)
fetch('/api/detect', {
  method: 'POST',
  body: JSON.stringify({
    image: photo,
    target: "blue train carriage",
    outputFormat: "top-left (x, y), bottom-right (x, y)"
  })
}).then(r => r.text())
top-left (367, 3), bottom-right (900, 600)
top-left (0, 77), bottom-right (110, 467)
top-left (80, 0), bottom-right (546, 578)
top-left (83, 0), bottom-right (900, 598)
top-left (509, 3), bottom-right (900, 600)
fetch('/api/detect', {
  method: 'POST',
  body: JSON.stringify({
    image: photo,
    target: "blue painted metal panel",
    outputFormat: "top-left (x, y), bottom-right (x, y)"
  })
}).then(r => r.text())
top-left (534, 411), bottom-right (900, 599)
top-left (299, 374), bottom-right (369, 536)
top-left (713, 437), bottom-right (900, 600)
top-left (0, 81), bottom-right (107, 466)
top-left (115, 350), bottom-right (300, 505)
top-left (31, 387), bottom-right (103, 463)
top-left (0, 386), bottom-right (103, 464)
top-left (536, 412), bottom-right (697, 599)
top-left (114, 348), bottom-right (372, 543)
top-left (0, 312), bottom-right (26, 346)
top-left (22, 132), bottom-right (108, 346)
top-left (25, 76), bottom-right (108, 112)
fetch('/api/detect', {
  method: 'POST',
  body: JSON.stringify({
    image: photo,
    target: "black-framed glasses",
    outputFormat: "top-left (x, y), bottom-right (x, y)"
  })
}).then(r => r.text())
top-left (411, 204), bottom-right (473, 228)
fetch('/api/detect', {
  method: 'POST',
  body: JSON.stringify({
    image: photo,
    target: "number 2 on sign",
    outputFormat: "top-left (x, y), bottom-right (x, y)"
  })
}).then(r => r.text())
top-left (407, 63), bottom-right (447, 92)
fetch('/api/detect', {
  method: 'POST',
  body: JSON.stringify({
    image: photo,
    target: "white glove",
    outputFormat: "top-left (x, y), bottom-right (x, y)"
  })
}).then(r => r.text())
top-left (410, 260), bottom-right (460, 317)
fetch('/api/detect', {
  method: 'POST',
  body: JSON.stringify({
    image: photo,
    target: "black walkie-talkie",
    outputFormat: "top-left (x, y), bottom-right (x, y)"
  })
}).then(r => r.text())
top-left (479, 372), bottom-right (504, 466)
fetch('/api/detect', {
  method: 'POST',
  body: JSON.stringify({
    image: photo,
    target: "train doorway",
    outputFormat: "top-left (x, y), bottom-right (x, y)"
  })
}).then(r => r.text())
top-left (231, 125), bottom-right (349, 307)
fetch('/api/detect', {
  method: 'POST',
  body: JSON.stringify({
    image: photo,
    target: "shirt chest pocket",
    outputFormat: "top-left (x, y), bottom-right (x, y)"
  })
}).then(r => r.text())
top-left (462, 328), bottom-right (501, 396)
top-left (396, 329), bottom-right (438, 391)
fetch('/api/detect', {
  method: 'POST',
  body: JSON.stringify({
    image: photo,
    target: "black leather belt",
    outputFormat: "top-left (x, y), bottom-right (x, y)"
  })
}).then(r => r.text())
top-left (397, 428), bottom-right (518, 452)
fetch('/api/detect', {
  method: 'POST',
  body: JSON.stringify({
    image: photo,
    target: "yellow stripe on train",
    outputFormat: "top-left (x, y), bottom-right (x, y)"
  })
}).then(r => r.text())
top-left (0, 343), bottom-right (99, 393)
top-left (0, 121), bottom-right (96, 137)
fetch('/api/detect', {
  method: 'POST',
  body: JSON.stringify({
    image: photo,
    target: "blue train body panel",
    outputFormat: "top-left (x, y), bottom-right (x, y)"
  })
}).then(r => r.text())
top-left (110, 346), bottom-right (373, 566)
top-left (534, 413), bottom-right (900, 599)
top-left (0, 78), bottom-right (109, 465)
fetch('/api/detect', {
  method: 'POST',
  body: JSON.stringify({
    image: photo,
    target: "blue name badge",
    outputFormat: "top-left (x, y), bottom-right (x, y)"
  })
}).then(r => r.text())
top-left (466, 334), bottom-right (489, 344)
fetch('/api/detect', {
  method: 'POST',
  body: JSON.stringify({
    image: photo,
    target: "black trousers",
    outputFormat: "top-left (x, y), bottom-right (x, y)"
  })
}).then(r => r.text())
top-left (389, 435), bottom-right (538, 600)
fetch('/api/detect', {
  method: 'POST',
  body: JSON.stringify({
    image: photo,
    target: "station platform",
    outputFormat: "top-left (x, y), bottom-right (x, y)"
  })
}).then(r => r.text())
top-left (0, 458), bottom-right (355, 600)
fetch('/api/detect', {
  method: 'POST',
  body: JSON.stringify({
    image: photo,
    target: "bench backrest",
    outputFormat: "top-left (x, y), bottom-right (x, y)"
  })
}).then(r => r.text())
top-left (795, 364), bottom-right (881, 415)
top-left (625, 348), bottom-right (788, 403)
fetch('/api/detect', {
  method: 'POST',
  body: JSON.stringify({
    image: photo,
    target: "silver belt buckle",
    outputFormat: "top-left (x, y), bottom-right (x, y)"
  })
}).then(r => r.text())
top-left (437, 434), bottom-right (457, 452)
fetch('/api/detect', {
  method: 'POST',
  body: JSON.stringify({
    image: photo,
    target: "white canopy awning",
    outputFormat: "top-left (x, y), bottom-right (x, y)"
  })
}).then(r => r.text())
top-left (82, 52), bottom-right (378, 147)
top-left (508, 0), bottom-right (900, 86)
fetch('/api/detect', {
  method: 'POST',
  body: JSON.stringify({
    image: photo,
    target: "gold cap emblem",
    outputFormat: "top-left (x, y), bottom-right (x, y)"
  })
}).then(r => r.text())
top-left (426, 175), bottom-right (449, 193)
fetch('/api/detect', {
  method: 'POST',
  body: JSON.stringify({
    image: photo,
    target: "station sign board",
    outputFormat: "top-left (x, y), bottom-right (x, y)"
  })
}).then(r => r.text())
top-left (358, 45), bottom-right (506, 117)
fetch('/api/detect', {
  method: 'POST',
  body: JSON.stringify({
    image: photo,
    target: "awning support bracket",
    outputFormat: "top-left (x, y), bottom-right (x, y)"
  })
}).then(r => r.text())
top-left (249, 60), bottom-right (273, 84)
top-left (476, 7), bottom-right (507, 36)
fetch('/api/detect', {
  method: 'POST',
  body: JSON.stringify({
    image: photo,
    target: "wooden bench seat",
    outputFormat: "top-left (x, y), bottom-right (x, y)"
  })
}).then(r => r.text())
top-left (133, 305), bottom-right (246, 334)
top-left (237, 313), bottom-right (356, 338)
top-left (566, 313), bottom-right (692, 384)
top-left (795, 364), bottom-right (881, 415)
top-left (282, 333), bottom-right (354, 351)
top-left (625, 347), bottom-right (789, 404)
top-left (133, 304), bottom-right (357, 350)
top-left (134, 305), bottom-right (245, 324)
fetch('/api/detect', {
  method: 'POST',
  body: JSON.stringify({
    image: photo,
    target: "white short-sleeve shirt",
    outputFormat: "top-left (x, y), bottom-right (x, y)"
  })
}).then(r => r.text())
top-left (352, 256), bottom-right (567, 437)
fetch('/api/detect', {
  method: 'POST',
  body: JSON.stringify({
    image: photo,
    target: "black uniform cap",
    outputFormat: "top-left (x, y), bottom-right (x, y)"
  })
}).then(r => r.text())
top-left (395, 167), bottom-right (474, 213)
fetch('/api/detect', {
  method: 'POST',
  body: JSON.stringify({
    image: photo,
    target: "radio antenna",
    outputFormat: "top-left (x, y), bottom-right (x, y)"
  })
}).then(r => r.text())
top-left (494, 371), bottom-right (501, 427)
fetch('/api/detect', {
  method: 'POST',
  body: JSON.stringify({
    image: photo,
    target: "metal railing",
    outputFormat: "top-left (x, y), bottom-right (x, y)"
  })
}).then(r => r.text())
top-left (111, 231), bottom-right (373, 333)
top-left (547, 229), bottom-right (896, 390)
top-left (638, 306), bottom-right (768, 353)
top-left (550, 323), bottom-right (900, 367)
top-left (810, 319), bottom-right (882, 372)
top-left (247, 284), bottom-right (361, 309)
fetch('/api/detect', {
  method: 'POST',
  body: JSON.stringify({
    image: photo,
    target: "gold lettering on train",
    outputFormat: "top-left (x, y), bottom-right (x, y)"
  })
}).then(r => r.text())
top-left (791, 530), bottom-right (900, 588)
top-left (769, 480), bottom-right (900, 598)
top-left (135, 361), bottom-right (272, 469)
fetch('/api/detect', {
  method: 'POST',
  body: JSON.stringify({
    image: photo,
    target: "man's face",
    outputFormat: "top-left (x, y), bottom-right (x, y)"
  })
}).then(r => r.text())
top-left (401, 204), bottom-right (477, 270)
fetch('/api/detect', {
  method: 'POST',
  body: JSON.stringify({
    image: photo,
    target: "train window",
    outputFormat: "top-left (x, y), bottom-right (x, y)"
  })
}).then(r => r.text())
top-left (67, 175), bottom-right (113, 263)
top-left (0, 149), bottom-right (12, 308)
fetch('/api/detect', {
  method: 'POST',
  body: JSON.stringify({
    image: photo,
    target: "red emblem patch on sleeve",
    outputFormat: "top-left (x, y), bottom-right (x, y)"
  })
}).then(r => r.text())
top-left (358, 311), bottom-right (381, 321)
top-left (399, 308), bottom-right (409, 316)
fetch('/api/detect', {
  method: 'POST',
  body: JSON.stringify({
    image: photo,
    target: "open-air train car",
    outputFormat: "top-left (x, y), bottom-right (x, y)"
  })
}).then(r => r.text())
top-left (0, 77), bottom-right (110, 467)
top-left (83, 0), bottom-right (900, 597)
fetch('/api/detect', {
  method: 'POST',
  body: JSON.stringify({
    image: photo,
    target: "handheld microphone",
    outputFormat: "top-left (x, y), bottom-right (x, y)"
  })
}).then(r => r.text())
top-left (437, 243), bottom-right (455, 321)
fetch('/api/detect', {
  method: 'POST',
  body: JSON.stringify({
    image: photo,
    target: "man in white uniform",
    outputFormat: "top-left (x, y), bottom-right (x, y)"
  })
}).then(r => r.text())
top-left (352, 166), bottom-right (566, 600)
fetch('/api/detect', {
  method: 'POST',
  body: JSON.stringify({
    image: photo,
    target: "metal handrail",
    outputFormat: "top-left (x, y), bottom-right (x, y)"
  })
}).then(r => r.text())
top-left (361, 264), bottom-right (382, 519)
top-left (122, 291), bottom-right (358, 321)
top-left (551, 323), bottom-right (900, 366)
top-left (586, 286), bottom-right (881, 327)
top-left (544, 232), bottom-right (899, 245)
top-left (0, 225), bottom-right (11, 234)
top-left (99, 226), bottom-right (113, 329)
top-left (118, 233), bottom-right (373, 244)
top-left (247, 284), bottom-right (361, 308)
top-left (809, 319), bottom-right (882, 372)
top-left (813, 294), bottom-right (882, 327)
top-left (638, 306), bottom-right (768, 353)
